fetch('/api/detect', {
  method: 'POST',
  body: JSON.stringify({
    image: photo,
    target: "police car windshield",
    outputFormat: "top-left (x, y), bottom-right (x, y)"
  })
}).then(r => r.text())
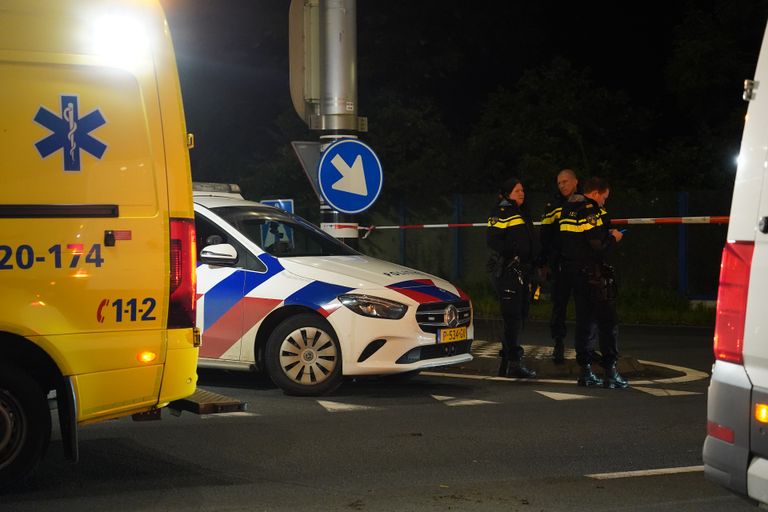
top-left (212, 206), bottom-right (357, 257)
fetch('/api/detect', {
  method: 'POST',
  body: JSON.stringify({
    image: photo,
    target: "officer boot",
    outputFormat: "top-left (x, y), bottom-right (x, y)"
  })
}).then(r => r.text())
top-left (577, 364), bottom-right (603, 387)
top-left (497, 357), bottom-right (510, 377)
top-left (603, 364), bottom-right (629, 389)
top-left (552, 339), bottom-right (565, 365)
top-left (508, 360), bottom-right (537, 379)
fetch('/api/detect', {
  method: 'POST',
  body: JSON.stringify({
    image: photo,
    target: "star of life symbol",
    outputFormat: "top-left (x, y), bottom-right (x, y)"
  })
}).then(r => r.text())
top-left (34, 95), bottom-right (107, 172)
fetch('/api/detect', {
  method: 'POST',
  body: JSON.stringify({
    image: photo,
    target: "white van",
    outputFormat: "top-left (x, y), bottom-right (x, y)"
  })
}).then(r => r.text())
top-left (703, 21), bottom-right (768, 506)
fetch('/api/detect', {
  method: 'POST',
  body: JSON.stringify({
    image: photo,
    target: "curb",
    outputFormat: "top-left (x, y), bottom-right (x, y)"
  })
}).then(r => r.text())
top-left (426, 341), bottom-right (710, 385)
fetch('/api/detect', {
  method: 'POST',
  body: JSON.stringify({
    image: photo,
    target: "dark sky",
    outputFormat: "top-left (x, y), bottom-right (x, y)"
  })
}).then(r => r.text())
top-left (159, 1), bottom-right (768, 195)
top-left (163, 1), bottom-right (686, 131)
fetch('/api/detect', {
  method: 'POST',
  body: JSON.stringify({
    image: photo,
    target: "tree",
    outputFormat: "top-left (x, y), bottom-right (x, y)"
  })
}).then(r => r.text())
top-left (662, 0), bottom-right (768, 189)
top-left (467, 59), bottom-right (652, 193)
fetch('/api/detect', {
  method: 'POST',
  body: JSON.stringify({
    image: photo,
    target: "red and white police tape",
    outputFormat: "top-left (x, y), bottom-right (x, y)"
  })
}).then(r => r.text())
top-left (358, 216), bottom-right (729, 239)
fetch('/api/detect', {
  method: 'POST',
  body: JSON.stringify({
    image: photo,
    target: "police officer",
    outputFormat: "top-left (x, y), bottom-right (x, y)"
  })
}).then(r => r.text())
top-left (558, 177), bottom-right (628, 388)
top-left (487, 177), bottom-right (537, 379)
top-left (539, 169), bottom-right (579, 364)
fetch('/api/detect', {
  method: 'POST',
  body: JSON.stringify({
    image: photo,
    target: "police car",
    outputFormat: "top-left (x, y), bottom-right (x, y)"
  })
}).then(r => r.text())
top-left (193, 183), bottom-right (473, 395)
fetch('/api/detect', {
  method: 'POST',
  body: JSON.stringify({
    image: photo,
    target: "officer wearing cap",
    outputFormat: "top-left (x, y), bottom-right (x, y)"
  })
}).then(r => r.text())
top-left (487, 177), bottom-right (537, 379)
top-left (539, 168), bottom-right (579, 364)
top-left (558, 177), bottom-right (628, 388)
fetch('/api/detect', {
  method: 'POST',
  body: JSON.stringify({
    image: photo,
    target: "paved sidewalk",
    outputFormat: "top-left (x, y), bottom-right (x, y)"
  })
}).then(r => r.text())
top-left (451, 339), bottom-right (666, 379)
top-left (453, 319), bottom-right (703, 380)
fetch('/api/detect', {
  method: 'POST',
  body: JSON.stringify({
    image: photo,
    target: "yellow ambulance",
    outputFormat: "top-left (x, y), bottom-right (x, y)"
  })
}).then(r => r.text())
top-left (0, 0), bottom-right (199, 484)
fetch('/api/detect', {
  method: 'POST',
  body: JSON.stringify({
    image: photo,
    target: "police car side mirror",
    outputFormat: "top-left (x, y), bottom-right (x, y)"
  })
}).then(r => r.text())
top-left (200, 243), bottom-right (239, 267)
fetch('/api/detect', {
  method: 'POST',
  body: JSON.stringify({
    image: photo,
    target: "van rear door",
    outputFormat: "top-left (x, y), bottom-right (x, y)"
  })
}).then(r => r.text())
top-left (705, 20), bottom-right (768, 505)
top-left (740, 23), bottom-right (768, 390)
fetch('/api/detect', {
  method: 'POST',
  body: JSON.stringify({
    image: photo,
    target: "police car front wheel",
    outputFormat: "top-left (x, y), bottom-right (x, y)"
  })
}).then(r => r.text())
top-left (265, 314), bottom-right (343, 396)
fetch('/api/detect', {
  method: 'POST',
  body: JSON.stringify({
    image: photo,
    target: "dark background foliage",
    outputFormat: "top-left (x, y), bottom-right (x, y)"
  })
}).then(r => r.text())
top-left (156, 1), bottom-right (768, 318)
top-left (162, 0), bottom-right (768, 202)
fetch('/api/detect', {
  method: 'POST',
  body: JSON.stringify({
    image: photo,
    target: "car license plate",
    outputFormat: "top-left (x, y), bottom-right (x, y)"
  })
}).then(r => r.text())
top-left (438, 326), bottom-right (467, 343)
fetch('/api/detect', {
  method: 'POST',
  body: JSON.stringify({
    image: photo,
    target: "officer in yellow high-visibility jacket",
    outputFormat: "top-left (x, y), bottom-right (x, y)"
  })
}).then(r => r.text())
top-left (559, 177), bottom-right (628, 389)
top-left (539, 169), bottom-right (579, 364)
top-left (487, 177), bottom-right (537, 379)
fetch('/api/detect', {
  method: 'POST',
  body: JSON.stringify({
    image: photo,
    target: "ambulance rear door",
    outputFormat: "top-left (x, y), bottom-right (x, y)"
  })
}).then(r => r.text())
top-left (0, 2), bottom-right (173, 413)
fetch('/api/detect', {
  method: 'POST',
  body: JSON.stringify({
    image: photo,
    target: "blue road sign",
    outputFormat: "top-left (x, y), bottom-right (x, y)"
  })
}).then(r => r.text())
top-left (317, 139), bottom-right (382, 214)
top-left (260, 199), bottom-right (295, 248)
top-left (260, 199), bottom-right (294, 214)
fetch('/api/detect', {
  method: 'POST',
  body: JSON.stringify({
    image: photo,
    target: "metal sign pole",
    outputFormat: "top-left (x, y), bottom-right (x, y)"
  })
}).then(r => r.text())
top-left (289, 0), bottom-right (376, 247)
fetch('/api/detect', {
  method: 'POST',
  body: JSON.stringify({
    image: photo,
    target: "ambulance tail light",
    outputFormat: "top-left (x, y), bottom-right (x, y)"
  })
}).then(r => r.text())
top-left (713, 241), bottom-right (754, 365)
top-left (168, 218), bottom-right (197, 328)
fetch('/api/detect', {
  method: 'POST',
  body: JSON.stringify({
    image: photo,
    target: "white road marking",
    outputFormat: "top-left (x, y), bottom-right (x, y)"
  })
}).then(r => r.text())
top-left (535, 390), bottom-right (596, 401)
top-left (431, 395), bottom-right (497, 407)
top-left (317, 400), bottom-right (376, 413)
top-left (633, 386), bottom-right (701, 397)
top-left (636, 360), bottom-right (710, 384)
top-left (200, 411), bottom-right (260, 419)
top-left (586, 465), bottom-right (704, 480)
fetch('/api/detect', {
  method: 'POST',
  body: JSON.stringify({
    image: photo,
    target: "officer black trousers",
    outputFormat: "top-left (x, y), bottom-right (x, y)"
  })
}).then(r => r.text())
top-left (549, 266), bottom-right (572, 342)
top-left (551, 267), bottom-right (598, 350)
top-left (492, 270), bottom-right (526, 362)
top-left (572, 272), bottom-right (618, 368)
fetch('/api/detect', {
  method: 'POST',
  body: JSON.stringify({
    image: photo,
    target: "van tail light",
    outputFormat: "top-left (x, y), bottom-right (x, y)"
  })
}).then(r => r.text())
top-left (713, 241), bottom-right (754, 365)
top-left (168, 218), bottom-right (197, 328)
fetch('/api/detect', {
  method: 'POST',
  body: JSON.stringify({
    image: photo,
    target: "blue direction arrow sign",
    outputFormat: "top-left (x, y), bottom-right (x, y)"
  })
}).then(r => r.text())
top-left (317, 139), bottom-right (382, 214)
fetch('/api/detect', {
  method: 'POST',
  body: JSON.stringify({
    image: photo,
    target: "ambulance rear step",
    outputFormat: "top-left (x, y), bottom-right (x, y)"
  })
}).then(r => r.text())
top-left (168, 388), bottom-right (248, 415)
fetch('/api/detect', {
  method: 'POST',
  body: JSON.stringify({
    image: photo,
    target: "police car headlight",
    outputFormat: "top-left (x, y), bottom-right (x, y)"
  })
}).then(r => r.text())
top-left (338, 294), bottom-right (407, 320)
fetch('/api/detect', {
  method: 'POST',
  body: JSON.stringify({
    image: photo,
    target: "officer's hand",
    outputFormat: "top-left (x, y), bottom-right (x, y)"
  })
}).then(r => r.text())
top-left (610, 229), bottom-right (623, 242)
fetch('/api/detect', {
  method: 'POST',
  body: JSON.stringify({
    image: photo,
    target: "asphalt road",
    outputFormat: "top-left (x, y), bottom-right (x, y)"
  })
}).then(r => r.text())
top-left (1, 322), bottom-right (754, 512)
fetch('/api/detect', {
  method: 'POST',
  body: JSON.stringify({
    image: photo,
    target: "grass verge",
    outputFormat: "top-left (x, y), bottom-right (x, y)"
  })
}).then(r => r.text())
top-left (463, 282), bottom-right (715, 327)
